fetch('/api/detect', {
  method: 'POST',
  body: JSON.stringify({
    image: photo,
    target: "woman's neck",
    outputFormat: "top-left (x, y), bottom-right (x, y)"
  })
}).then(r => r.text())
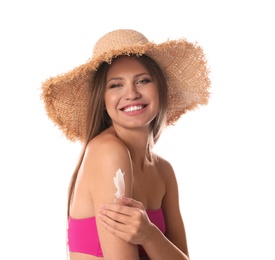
top-left (111, 125), bottom-right (152, 170)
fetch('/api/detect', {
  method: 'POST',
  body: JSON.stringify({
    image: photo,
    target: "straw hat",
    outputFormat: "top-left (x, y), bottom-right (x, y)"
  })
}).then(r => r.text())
top-left (41, 29), bottom-right (211, 142)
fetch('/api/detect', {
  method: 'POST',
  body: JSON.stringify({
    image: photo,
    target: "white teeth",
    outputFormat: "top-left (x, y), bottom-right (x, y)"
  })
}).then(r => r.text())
top-left (123, 105), bottom-right (143, 112)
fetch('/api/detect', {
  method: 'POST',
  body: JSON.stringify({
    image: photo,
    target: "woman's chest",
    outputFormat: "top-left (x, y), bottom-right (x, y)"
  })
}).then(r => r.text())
top-left (132, 166), bottom-right (165, 210)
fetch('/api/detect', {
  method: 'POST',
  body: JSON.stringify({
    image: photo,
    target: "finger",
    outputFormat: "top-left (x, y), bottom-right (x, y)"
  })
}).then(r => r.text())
top-left (98, 212), bottom-right (138, 237)
top-left (98, 214), bottom-right (140, 244)
top-left (99, 208), bottom-right (132, 224)
top-left (118, 196), bottom-right (145, 210)
top-left (98, 215), bottom-right (131, 241)
top-left (99, 203), bottom-right (133, 216)
top-left (98, 212), bottom-right (125, 229)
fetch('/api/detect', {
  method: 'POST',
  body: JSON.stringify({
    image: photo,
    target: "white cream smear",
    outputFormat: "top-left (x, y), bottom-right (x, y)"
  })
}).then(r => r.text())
top-left (113, 168), bottom-right (125, 200)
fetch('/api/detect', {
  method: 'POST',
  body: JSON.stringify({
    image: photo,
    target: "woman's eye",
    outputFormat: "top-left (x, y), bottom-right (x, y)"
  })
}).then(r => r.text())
top-left (110, 83), bottom-right (121, 88)
top-left (137, 79), bottom-right (151, 85)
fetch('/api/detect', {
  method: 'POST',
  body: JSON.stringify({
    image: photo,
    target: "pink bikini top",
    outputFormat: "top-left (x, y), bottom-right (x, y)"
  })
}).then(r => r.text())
top-left (68, 208), bottom-right (166, 257)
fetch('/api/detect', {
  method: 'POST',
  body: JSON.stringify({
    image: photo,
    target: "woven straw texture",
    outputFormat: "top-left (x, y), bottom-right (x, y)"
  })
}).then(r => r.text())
top-left (41, 29), bottom-right (211, 142)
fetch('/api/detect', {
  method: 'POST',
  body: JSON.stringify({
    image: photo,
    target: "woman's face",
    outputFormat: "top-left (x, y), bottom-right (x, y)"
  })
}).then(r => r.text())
top-left (104, 56), bottom-right (159, 131)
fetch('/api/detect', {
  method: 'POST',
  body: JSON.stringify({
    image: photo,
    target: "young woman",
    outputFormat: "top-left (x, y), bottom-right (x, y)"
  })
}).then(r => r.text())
top-left (41, 29), bottom-right (210, 259)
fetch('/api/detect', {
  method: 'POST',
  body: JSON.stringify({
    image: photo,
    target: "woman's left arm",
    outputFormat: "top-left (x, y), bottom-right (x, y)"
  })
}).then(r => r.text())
top-left (145, 160), bottom-right (189, 259)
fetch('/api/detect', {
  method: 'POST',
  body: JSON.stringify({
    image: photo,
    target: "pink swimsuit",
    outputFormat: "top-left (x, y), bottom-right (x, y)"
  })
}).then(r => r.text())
top-left (68, 208), bottom-right (166, 257)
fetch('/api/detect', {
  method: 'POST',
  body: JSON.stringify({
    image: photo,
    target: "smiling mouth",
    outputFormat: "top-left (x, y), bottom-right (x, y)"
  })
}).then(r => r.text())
top-left (122, 105), bottom-right (146, 112)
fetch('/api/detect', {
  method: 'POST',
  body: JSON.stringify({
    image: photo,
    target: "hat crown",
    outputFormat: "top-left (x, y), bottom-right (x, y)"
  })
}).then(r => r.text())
top-left (92, 29), bottom-right (149, 58)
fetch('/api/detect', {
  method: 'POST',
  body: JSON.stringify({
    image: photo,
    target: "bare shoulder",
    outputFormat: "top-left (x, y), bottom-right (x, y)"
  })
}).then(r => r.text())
top-left (87, 129), bottom-right (130, 158)
top-left (81, 128), bottom-right (134, 204)
top-left (154, 154), bottom-right (175, 181)
top-left (83, 129), bottom-right (132, 173)
top-left (153, 154), bottom-right (180, 202)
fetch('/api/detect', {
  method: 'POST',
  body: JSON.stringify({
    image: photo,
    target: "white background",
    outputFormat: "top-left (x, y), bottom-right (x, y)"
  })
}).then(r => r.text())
top-left (1, 1), bottom-right (274, 259)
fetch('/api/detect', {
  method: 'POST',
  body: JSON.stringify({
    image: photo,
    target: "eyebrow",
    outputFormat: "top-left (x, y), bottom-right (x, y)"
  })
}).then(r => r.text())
top-left (106, 72), bottom-right (150, 84)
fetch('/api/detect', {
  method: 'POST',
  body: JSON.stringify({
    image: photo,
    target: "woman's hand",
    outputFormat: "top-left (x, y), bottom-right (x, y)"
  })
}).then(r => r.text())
top-left (98, 197), bottom-right (155, 246)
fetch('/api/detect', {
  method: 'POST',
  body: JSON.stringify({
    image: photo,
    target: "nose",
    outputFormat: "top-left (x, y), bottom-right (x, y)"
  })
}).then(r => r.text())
top-left (125, 84), bottom-right (141, 100)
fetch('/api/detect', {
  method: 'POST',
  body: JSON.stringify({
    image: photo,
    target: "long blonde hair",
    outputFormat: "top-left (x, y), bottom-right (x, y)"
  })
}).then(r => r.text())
top-left (67, 55), bottom-right (168, 217)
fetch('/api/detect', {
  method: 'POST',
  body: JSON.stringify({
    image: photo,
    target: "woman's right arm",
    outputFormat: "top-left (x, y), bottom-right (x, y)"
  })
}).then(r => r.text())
top-left (97, 158), bottom-right (189, 260)
top-left (81, 136), bottom-right (140, 260)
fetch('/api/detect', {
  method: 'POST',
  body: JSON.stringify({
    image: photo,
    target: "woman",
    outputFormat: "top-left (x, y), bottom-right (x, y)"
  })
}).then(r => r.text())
top-left (41, 29), bottom-right (210, 259)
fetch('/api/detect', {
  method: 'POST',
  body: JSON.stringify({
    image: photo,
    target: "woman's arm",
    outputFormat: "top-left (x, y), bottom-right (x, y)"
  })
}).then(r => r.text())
top-left (143, 160), bottom-right (189, 259)
top-left (83, 135), bottom-right (140, 259)
top-left (99, 159), bottom-right (189, 260)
